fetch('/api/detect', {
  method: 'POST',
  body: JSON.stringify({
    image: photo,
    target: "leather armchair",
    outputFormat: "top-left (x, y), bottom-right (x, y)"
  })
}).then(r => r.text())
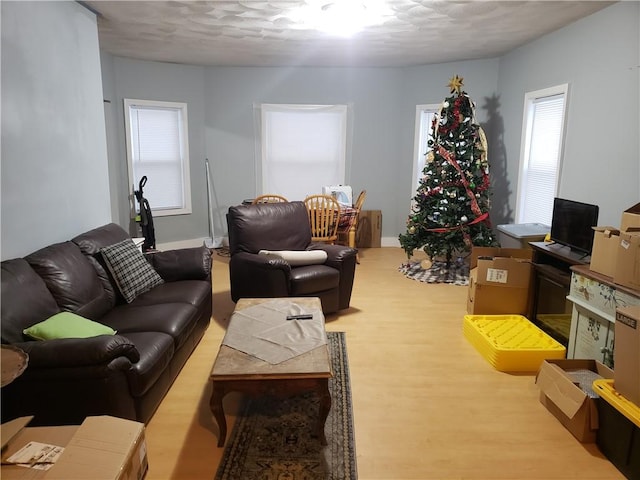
top-left (227, 201), bottom-right (357, 313)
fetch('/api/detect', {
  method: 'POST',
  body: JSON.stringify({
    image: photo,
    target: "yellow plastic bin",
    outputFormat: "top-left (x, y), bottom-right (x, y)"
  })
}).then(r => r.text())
top-left (463, 315), bottom-right (566, 372)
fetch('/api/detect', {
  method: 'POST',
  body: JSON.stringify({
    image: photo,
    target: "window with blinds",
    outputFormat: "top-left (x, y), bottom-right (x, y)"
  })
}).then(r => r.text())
top-left (260, 104), bottom-right (347, 201)
top-left (516, 85), bottom-right (569, 225)
top-left (124, 99), bottom-right (192, 217)
top-left (411, 104), bottom-right (439, 203)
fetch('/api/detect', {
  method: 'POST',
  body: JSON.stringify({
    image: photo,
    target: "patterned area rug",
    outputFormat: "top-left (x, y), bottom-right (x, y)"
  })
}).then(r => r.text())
top-left (215, 332), bottom-right (356, 480)
top-left (399, 258), bottom-right (470, 285)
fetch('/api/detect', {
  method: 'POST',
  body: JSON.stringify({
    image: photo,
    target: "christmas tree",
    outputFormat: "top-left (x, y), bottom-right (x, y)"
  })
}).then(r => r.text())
top-left (399, 76), bottom-right (497, 266)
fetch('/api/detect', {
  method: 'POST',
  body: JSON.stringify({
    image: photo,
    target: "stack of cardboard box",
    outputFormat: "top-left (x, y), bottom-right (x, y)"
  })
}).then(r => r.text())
top-left (534, 304), bottom-right (640, 456)
top-left (594, 305), bottom-right (640, 480)
top-left (590, 203), bottom-right (640, 291)
top-left (537, 204), bottom-right (640, 479)
top-left (466, 246), bottom-right (534, 315)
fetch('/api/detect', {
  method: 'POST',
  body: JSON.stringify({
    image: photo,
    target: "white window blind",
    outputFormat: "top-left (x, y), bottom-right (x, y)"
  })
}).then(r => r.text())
top-left (516, 86), bottom-right (568, 225)
top-left (124, 99), bottom-right (191, 217)
top-left (412, 105), bottom-right (439, 197)
top-left (260, 104), bottom-right (347, 201)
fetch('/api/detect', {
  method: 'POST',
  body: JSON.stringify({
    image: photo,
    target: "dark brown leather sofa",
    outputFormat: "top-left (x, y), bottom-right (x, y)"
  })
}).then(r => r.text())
top-left (227, 201), bottom-right (357, 313)
top-left (1, 223), bottom-right (212, 426)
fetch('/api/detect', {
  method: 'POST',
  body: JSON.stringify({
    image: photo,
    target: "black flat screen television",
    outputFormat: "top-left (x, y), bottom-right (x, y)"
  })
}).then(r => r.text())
top-left (550, 197), bottom-right (599, 255)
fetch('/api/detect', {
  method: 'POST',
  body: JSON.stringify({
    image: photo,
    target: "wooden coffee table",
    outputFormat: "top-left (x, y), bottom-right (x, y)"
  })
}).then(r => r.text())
top-left (209, 297), bottom-right (332, 447)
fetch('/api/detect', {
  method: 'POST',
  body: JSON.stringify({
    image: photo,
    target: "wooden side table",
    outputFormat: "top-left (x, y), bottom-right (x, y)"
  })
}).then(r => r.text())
top-left (1, 345), bottom-right (28, 387)
top-left (209, 297), bottom-right (332, 447)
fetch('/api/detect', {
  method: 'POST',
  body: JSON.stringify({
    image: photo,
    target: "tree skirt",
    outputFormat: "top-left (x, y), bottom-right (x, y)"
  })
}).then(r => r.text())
top-left (215, 331), bottom-right (357, 480)
top-left (399, 257), bottom-right (470, 285)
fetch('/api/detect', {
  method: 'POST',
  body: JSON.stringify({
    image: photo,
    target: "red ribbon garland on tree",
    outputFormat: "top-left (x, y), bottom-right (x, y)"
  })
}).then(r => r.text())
top-left (437, 96), bottom-right (465, 136)
top-left (418, 144), bottom-right (490, 233)
top-left (424, 212), bottom-right (489, 233)
top-left (437, 145), bottom-right (482, 216)
top-left (417, 94), bottom-right (492, 235)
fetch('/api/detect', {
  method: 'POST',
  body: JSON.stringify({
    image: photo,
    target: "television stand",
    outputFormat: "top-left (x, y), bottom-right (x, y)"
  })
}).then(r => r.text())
top-left (528, 241), bottom-right (590, 347)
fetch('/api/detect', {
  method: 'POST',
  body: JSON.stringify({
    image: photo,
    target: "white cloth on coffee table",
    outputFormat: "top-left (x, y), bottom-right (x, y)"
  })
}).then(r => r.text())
top-left (222, 299), bottom-right (327, 364)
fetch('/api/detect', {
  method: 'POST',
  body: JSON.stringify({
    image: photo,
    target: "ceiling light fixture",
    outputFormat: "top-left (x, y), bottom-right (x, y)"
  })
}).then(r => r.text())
top-left (288, 0), bottom-right (392, 38)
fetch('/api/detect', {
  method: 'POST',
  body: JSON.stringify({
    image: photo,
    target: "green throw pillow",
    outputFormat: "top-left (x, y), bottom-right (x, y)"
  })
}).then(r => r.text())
top-left (23, 312), bottom-right (116, 340)
top-left (100, 238), bottom-right (164, 303)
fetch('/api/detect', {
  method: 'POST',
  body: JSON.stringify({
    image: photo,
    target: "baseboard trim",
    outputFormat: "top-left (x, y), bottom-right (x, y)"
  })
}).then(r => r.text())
top-left (156, 237), bottom-right (227, 251)
top-left (381, 236), bottom-right (400, 247)
top-left (157, 236), bottom-right (399, 251)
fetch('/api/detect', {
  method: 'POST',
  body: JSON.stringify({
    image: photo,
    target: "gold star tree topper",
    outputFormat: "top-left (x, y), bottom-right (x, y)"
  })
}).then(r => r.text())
top-left (448, 75), bottom-right (464, 94)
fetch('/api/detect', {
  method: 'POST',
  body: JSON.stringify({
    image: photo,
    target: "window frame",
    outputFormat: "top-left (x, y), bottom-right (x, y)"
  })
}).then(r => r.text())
top-left (411, 103), bottom-right (440, 208)
top-left (515, 84), bottom-right (569, 225)
top-left (123, 98), bottom-right (192, 217)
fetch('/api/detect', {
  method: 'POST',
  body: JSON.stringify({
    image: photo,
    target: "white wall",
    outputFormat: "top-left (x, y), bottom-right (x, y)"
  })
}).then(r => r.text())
top-left (1, 1), bottom-right (111, 260)
top-left (203, 66), bottom-right (408, 241)
top-left (107, 57), bottom-right (207, 243)
top-left (399, 60), bottom-right (501, 230)
top-left (498, 1), bottom-right (640, 226)
top-left (102, 3), bottom-right (638, 242)
top-left (2, 3), bottom-right (637, 255)
top-left (105, 61), bottom-right (500, 242)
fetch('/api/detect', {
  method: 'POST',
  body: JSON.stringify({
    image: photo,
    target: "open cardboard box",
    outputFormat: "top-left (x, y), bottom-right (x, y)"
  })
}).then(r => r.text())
top-left (536, 359), bottom-right (614, 443)
top-left (466, 246), bottom-right (533, 315)
top-left (1, 416), bottom-right (148, 480)
top-left (590, 226), bottom-right (620, 278)
top-left (614, 228), bottom-right (640, 291)
top-left (621, 202), bottom-right (640, 233)
top-left (616, 203), bottom-right (640, 291)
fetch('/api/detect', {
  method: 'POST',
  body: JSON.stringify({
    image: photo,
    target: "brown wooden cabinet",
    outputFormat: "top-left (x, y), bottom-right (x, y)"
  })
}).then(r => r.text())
top-left (529, 241), bottom-right (590, 346)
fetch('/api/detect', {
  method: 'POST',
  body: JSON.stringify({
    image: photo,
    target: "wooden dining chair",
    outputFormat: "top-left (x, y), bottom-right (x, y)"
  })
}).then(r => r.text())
top-left (303, 194), bottom-right (341, 244)
top-left (252, 194), bottom-right (289, 204)
top-left (336, 190), bottom-right (367, 248)
top-left (336, 190), bottom-right (367, 262)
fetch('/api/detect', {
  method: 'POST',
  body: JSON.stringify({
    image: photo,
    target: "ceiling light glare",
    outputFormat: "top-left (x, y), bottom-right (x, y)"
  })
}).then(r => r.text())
top-left (288, 0), bottom-right (392, 38)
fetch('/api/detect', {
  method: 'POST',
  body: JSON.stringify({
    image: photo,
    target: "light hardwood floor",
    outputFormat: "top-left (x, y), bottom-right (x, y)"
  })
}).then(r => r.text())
top-left (144, 247), bottom-right (623, 480)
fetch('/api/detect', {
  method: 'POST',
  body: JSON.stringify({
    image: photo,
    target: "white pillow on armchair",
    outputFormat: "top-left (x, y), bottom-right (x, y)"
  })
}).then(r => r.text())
top-left (258, 249), bottom-right (328, 266)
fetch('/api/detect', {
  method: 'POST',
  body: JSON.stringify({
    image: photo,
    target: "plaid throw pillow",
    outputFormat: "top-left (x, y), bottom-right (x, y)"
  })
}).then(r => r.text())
top-left (101, 239), bottom-right (164, 303)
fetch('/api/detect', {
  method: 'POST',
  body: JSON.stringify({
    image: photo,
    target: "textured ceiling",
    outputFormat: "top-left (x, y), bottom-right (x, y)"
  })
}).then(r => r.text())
top-left (85, 1), bottom-right (615, 67)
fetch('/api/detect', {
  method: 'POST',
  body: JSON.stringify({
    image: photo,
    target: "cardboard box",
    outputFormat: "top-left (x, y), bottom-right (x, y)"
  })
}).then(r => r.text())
top-left (536, 359), bottom-right (614, 443)
top-left (589, 226), bottom-right (620, 278)
top-left (615, 306), bottom-right (640, 406)
top-left (614, 229), bottom-right (640, 291)
top-left (356, 210), bottom-right (382, 248)
top-left (466, 247), bottom-right (533, 315)
top-left (621, 203), bottom-right (640, 233)
top-left (1, 416), bottom-right (148, 480)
